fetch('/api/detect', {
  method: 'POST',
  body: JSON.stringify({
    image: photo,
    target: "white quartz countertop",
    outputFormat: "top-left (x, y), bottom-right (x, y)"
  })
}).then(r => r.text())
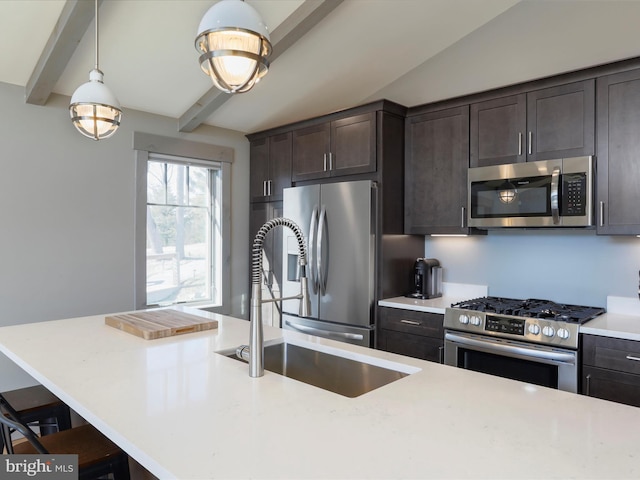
top-left (581, 312), bottom-right (640, 341)
top-left (1, 308), bottom-right (640, 479)
top-left (378, 283), bottom-right (488, 314)
top-left (378, 295), bottom-right (456, 314)
top-left (580, 298), bottom-right (640, 342)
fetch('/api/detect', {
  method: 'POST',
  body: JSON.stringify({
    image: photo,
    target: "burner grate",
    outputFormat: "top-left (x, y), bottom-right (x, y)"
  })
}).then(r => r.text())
top-left (451, 296), bottom-right (605, 324)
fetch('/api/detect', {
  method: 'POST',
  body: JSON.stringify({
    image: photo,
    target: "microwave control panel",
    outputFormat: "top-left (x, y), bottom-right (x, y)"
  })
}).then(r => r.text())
top-left (561, 173), bottom-right (587, 216)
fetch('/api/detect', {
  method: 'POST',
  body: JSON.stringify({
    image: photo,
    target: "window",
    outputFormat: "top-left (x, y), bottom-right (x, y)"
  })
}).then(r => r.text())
top-left (134, 133), bottom-right (232, 313)
top-left (146, 156), bottom-right (221, 306)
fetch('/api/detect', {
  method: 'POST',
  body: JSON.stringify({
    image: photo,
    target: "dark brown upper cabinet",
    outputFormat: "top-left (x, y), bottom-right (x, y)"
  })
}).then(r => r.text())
top-left (249, 132), bottom-right (292, 202)
top-left (470, 94), bottom-right (526, 167)
top-left (405, 105), bottom-right (471, 234)
top-left (527, 80), bottom-right (595, 162)
top-left (292, 112), bottom-right (376, 182)
top-left (470, 80), bottom-right (594, 167)
top-left (596, 68), bottom-right (640, 234)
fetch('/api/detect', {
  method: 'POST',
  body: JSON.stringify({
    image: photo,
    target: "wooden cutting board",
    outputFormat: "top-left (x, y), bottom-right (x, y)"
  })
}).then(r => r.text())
top-left (105, 309), bottom-right (218, 340)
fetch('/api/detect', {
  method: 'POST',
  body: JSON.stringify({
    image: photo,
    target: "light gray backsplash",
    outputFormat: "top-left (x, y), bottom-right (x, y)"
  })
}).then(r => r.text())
top-left (425, 230), bottom-right (640, 307)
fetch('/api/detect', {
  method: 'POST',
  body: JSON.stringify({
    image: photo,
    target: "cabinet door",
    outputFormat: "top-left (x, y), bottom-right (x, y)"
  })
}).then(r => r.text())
top-left (292, 123), bottom-right (331, 182)
top-left (470, 94), bottom-right (526, 167)
top-left (249, 202), bottom-right (284, 327)
top-left (250, 138), bottom-right (269, 202)
top-left (331, 112), bottom-right (376, 176)
top-left (527, 80), bottom-right (595, 162)
top-left (405, 106), bottom-right (470, 234)
top-left (583, 366), bottom-right (640, 408)
top-left (597, 69), bottom-right (640, 234)
top-left (268, 132), bottom-right (292, 202)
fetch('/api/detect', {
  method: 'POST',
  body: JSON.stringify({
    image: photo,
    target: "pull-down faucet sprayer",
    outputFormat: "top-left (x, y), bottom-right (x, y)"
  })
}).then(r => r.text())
top-left (238, 217), bottom-right (311, 377)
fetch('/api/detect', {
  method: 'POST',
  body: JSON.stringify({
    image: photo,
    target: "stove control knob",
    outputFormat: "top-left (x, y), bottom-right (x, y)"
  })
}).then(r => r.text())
top-left (542, 326), bottom-right (555, 338)
top-left (470, 315), bottom-right (481, 326)
top-left (528, 324), bottom-right (541, 335)
top-left (557, 328), bottom-right (570, 340)
top-left (459, 314), bottom-right (469, 325)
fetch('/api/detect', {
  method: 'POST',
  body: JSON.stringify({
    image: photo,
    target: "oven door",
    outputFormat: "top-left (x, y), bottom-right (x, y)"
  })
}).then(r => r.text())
top-left (444, 330), bottom-right (578, 393)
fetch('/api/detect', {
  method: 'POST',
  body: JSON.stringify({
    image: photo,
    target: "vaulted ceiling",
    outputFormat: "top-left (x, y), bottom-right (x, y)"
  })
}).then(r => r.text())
top-left (2, 0), bottom-right (640, 135)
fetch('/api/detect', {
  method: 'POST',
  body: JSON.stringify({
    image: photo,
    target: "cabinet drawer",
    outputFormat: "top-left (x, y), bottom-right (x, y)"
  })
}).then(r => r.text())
top-left (378, 307), bottom-right (444, 338)
top-left (583, 365), bottom-right (640, 407)
top-left (582, 334), bottom-right (640, 375)
top-left (378, 329), bottom-right (443, 363)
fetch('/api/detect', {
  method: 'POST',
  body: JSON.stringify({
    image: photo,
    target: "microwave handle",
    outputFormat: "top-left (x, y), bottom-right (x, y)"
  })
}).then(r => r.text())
top-left (550, 166), bottom-right (560, 225)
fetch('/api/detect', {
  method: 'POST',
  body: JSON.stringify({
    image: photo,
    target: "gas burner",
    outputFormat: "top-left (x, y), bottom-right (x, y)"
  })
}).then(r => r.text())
top-left (450, 296), bottom-right (605, 324)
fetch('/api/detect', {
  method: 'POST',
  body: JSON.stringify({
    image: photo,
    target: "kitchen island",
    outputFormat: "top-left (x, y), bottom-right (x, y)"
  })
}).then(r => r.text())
top-left (0, 309), bottom-right (639, 479)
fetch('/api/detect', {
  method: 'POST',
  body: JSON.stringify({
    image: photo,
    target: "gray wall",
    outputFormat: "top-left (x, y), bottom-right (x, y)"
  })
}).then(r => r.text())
top-left (425, 230), bottom-right (640, 307)
top-left (0, 81), bottom-right (250, 389)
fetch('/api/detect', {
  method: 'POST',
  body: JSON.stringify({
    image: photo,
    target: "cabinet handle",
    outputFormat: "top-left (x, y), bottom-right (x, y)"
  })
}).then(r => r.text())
top-left (323, 153), bottom-right (327, 172)
top-left (599, 201), bottom-right (605, 227)
top-left (267, 179), bottom-right (272, 196)
top-left (528, 131), bottom-right (532, 155)
top-left (263, 180), bottom-right (267, 197)
top-left (585, 373), bottom-right (591, 396)
top-left (438, 346), bottom-right (444, 364)
top-left (461, 206), bottom-right (466, 228)
top-left (518, 132), bottom-right (523, 156)
top-left (329, 152), bottom-right (333, 171)
top-left (400, 319), bottom-right (421, 326)
top-left (626, 355), bottom-right (640, 362)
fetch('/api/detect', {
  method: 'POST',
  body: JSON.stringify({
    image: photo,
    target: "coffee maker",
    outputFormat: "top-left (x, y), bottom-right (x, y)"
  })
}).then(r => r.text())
top-left (406, 258), bottom-right (442, 299)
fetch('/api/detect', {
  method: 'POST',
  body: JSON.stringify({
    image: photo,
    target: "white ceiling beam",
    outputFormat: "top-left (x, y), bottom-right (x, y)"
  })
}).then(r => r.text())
top-left (25, 0), bottom-right (102, 106)
top-left (178, 0), bottom-right (344, 133)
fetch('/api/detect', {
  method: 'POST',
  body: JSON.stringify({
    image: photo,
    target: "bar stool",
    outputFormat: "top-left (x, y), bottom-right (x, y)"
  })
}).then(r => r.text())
top-left (0, 393), bottom-right (130, 480)
top-left (1, 385), bottom-right (72, 453)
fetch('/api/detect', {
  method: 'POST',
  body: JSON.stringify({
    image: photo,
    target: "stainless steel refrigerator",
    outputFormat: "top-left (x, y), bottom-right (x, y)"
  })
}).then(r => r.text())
top-left (281, 180), bottom-right (376, 347)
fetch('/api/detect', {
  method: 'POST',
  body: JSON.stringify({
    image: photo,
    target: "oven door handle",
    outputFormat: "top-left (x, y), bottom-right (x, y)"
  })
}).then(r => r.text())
top-left (445, 332), bottom-right (576, 365)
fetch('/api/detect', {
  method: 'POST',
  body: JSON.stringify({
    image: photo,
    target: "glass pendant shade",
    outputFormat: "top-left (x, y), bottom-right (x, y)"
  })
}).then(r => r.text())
top-left (70, 69), bottom-right (122, 140)
top-left (196, 0), bottom-right (272, 93)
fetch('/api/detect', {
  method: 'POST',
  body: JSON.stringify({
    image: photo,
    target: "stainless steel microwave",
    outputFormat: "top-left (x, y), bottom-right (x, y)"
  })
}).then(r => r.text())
top-left (468, 156), bottom-right (594, 228)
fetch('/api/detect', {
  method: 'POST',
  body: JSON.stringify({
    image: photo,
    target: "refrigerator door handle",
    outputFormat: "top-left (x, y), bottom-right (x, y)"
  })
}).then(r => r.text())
top-left (317, 206), bottom-right (327, 295)
top-left (308, 206), bottom-right (319, 294)
top-left (285, 320), bottom-right (364, 341)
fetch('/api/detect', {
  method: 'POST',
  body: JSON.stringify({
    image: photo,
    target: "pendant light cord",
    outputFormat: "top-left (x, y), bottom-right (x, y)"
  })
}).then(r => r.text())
top-left (94, 0), bottom-right (99, 70)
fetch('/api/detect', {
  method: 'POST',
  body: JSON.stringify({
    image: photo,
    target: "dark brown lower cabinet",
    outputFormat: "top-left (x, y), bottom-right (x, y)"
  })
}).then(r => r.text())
top-left (581, 334), bottom-right (640, 407)
top-left (377, 307), bottom-right (444, 363)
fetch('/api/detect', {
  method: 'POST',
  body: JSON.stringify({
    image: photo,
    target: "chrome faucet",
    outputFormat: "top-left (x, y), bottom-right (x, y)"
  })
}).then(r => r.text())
top-left (237, 217), bottom-right (311, 377)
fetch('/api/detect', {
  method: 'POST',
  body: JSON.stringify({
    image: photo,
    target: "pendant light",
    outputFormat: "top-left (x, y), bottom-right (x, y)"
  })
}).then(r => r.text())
top-left (69, 0), bottom-right (121, 141)
top-left (195, 0), bottom-right (272, 94)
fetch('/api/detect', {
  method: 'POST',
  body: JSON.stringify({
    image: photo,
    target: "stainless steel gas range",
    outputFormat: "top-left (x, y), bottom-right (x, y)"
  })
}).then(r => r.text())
top-left (443, 297), bottom-right (605, 393)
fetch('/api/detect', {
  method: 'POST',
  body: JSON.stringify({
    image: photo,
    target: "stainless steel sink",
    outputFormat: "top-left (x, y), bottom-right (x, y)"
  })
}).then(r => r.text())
top-left (220, 341), bottom-right (415, 398)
